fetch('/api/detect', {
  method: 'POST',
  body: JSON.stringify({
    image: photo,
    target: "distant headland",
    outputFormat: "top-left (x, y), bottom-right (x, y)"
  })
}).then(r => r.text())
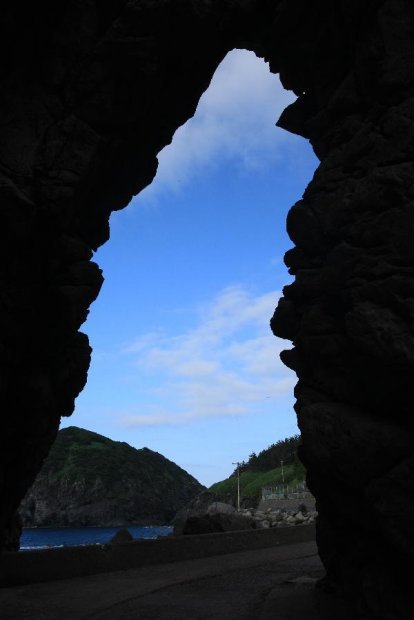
top-left (19, 427), bottom-right (205, 527)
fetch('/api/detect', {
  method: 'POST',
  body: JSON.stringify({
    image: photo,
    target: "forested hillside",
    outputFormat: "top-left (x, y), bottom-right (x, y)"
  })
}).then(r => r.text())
top-left (233, 435), bottom-right (303, 475)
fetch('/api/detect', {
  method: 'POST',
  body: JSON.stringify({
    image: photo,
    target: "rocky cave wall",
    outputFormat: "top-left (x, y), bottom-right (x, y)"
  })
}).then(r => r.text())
top-left (1, 0), bottom-right (414, 617)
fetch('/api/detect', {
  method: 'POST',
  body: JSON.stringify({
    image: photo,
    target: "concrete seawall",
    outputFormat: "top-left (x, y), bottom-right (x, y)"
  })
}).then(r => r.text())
top-left (258, 497), bottom-right (316, 512)
top-left (0, 524), bottom-right (315, 587)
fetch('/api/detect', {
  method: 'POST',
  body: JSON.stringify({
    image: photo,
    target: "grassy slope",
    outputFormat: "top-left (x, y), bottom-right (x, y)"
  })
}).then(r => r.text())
top-left (209, 461), bottom-right (306, 504)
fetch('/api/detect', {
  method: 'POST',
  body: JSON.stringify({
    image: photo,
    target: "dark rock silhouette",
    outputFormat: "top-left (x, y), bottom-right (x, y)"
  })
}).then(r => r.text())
top-left (181, 512), bottom-right (256, 536)
top-left (0, 1), bottom-right (413, 617)
top-left (110, 529), bottom-right (133, 544)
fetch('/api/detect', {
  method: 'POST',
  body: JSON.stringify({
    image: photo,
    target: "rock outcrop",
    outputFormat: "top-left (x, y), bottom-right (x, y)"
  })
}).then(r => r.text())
top-left (19, 427), bottom-right (204, 527)
top-left (110, 529), bottom-right (134, 544)
top-left (1, 1), bottom-right (414, 617)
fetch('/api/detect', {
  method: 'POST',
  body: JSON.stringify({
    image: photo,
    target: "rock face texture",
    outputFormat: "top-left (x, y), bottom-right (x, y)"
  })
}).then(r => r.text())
top-left (1, 0), bottom-right (414, 617)
top-left (269, 3), bottom-right (414, 616)
top-left (19, 427), bottom-right (204, 527)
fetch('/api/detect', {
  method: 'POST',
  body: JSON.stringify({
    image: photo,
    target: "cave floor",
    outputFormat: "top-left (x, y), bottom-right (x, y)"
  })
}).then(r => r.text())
top-left (0, 541), bottom-right (350, 619)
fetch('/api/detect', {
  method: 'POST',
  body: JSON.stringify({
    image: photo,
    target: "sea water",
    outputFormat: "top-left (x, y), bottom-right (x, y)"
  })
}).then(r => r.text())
top-left (20, 525), bottom-right (173, 551)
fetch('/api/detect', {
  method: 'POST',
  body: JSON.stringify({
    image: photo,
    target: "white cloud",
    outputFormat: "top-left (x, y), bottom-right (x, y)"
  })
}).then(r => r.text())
top-left (117, 286), bottom-right (296, 427)
top-left (137, 49), bottom-right (297, 200)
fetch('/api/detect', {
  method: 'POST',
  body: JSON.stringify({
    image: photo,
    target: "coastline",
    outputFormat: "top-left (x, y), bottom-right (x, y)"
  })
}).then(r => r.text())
top-left (0, 534), bottom-right (340, 620)
top-left (19, 525), bottom-right (173, 553)
top-left (1, 524), bottom-right (315, 587)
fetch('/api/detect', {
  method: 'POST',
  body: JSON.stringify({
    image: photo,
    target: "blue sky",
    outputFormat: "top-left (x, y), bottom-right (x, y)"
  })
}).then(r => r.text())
top-left (61, 50), bottom-right (319, 487)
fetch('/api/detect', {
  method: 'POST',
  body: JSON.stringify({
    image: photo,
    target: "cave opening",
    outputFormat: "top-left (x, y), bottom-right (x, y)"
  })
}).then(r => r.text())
top-left (1, 2), bottom-right (413, 616)
top-left (56, 49), bottom-right (319, 491)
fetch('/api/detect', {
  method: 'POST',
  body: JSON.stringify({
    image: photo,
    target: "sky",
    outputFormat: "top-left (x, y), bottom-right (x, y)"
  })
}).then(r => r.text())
top-left (61, 49), bottom-right (319, 487)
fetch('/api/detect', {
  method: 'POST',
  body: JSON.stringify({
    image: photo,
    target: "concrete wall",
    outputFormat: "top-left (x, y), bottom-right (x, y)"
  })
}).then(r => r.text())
top-left (258, 498), bottom-right (316, 512)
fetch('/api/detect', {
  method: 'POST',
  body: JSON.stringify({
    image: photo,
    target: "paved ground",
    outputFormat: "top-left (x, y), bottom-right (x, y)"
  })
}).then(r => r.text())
top-left (0, 540), bottom-right (350, 619)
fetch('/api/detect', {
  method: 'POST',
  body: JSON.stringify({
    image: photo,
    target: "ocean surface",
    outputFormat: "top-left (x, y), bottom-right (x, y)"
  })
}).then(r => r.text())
top-left (20, 525), bottom-right (173, 551)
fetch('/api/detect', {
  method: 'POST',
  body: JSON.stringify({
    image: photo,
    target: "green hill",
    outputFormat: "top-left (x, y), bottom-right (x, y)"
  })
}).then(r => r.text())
top-left (235, 434), bottom-right (304, 474)
top-left (209, 435), bottom-right (306, 505)
top-left (19, 426), bottom-right (205, 527)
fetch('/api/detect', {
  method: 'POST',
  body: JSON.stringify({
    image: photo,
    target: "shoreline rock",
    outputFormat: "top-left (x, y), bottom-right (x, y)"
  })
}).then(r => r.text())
top-left (174, 501), bottom-right (317, 535)
top-left (110, 529), bottom-right (134, 544)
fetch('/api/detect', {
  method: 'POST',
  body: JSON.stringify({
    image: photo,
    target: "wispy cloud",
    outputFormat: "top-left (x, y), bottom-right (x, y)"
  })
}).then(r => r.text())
top-left (137, 49), bottom-right (297, 200)
top-left (117, 286), bottom-right (295, 427)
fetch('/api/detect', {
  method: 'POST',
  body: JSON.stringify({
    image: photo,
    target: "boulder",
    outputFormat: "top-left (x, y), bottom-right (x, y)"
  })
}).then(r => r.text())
top-left (207, 502), bottom-right (235, 515)
top-left (181, 512), bottom-right (256, 535)
top-left (110, 528), bottom-right (133, 544)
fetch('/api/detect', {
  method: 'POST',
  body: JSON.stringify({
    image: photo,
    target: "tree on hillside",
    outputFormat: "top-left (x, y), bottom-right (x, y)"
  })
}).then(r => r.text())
top-left (234, 435), bottom-right (302, 476)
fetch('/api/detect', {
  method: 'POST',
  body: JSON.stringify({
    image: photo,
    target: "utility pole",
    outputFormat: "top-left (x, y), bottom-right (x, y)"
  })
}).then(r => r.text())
top-left (232, 462), bottom-right (240, 511)
top-left (281, 460), bottom-right (286, 498)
